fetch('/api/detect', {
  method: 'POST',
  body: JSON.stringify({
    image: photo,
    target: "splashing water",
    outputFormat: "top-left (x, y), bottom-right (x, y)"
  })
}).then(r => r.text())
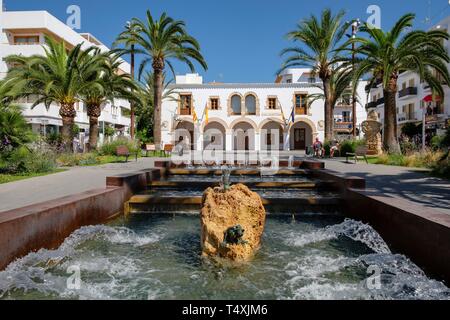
top-left (0, 215), bottom-right (448, 300)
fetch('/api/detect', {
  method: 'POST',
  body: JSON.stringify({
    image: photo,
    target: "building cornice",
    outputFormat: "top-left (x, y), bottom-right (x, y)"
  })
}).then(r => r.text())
top-left (168, 83), bottom-right (323, 90)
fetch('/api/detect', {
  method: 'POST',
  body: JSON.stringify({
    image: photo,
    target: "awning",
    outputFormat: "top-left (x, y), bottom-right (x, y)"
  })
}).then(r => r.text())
top-left (423, 94), bottom-right (441, 102)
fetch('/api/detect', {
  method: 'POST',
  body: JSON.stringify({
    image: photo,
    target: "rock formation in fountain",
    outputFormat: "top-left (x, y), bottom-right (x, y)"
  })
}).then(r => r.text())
top-left (200, 184), bottom-right (266, 262)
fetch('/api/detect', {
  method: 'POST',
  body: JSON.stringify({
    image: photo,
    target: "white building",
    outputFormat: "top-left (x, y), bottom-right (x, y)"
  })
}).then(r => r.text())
top-left (0, 6), bottom-right (131, 143)
top-left (367, 16), bottom-right (450, 137)
top-left (161, 69), bottom-right (368, 152)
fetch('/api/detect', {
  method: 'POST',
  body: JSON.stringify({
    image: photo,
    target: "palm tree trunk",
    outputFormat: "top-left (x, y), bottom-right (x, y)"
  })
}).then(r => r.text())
top-left (383, 79), bottom-right (401, 153)
top-left (323, 78), bottom-right (333, 141)
top-left (87, 103), bottom-right (101, 151)
top-left (153, 59), bottom-right (164, 148)
top-left (60, 103), bottom-right (76, 152)
top-left (89, 116), bottom-right (99, 151)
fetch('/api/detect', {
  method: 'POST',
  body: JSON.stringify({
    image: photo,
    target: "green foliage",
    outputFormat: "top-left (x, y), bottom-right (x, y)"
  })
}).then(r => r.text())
top-left (401, 123), bottom-right (422, 138)
top-left (98, 138), bottom-right (139, 156)
top-left (104, 125), bottom-right (115, 137)
top-left (323, 140), bottom-right (331, 157)
top-left (431, 135), bottom-right (444, 151)
top-left (45, 132), bottom-right (62, 146)
top-left (374, 151), bottom-right (443, 169)
top-left (441, 128), bottom-right (450, 148)
top-left (72, 123), bottom-right (80, 136)
top-left (1, 147), bottom-right (57, 174)
top-left (339, 139), bottom-right (366, 157)
top-left (432, 153), bottom-right (450, 179)
top-left (56, 153), bottom-right (101, 167)
top-left (0, 105), bottom-right (35, 152)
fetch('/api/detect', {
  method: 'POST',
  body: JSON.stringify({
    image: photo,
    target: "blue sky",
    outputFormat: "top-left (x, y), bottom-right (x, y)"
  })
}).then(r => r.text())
top-left (5, 0), bottom-right (450, 83)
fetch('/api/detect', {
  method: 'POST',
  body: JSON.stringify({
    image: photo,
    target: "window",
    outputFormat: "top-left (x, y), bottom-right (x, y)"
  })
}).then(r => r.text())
top-left (308, 77), bottom-right (316, 84)
top-left (231, 95), bottom-right (242, 115)
top-left (245, 95), bottom-right (256, 115)
top-left (342, 111), bottom-right (351, 122)
top-left (210, 98), bottom-right (219, 110)
top-left (268, 97), bottom-right (277, 110)
top-left (294, 94), bottom-right (308, 115)
top-left (403, 103), bottom-right (415, 120)
top-left (286, 79), bottom-right (292, 84)
top-left (180, 94), bottom-right (192, 115)
top-left (409, 78), bottom-right (415, 87)
top-left (13, 35), bottom-right (40, 45)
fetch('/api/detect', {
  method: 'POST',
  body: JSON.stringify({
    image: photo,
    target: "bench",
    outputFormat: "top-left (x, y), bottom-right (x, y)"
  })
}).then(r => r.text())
top-left (163, 144), bottom-right (174, 156)
top-left (116, 145), bottom-right (138, 163)
top-left (144, 144), bottom-right (156, 157)
top-left (346, 146), bottom-right (369, 164)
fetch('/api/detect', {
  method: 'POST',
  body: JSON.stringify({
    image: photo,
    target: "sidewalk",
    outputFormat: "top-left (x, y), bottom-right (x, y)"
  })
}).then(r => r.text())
top-left (322, 158), bottom-right (450, 215)
top-left (0, 158), bottom-right (157, 212)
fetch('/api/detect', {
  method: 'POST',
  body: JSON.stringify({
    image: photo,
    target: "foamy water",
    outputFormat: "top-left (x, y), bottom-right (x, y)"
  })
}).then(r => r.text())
top-left (0, 216), bottom-right (448, 300)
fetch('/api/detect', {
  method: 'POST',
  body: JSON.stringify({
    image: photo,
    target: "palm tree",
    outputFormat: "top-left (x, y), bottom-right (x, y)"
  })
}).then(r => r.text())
top-left (5, 36), bottom-right (98, 151)
top-left (308, 66), bottom-right (356, 126)
top-left (350, 13), bottom-right (450, 153)
top-left (79, 51), bottom-right (138, 150)
top-left (280, 9), bottom-right (349, 140)
top-left (113, 22), bottom-right (141, 139)
top-left (115, 10), bottom-right (208, 148)
top-left (0, 81), bottom-right (34, 153)
top-left (134, 71), bottom-right (176, 142)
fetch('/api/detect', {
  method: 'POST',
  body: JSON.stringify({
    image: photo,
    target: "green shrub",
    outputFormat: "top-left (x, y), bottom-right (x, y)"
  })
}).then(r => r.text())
top-left (2, 147), bottom-right (57, 174)
top-left (57, 153), bottom-right (101, 167)
top-left (98, 138), bottom-right (139, 156)
top-left (432, 153), bottom-right (450, 179)
top-left (338, 139), bottom-right (365, 157)
top-left (401, 123), bottom-right (422, 138)
top-left (323, 140), bottom-right (331, 157)
top-left (375, 150), bottom-right (443, 169)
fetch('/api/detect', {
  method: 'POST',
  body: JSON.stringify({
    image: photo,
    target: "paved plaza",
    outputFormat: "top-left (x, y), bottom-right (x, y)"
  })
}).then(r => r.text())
top-left (0, 156), bottom-right (449, 214)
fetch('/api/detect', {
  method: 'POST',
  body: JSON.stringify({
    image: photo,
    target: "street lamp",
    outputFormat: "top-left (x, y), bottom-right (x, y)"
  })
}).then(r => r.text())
top-left (126, 21), bottom-right (136, 140)
top-left (350, 19), bottom-right (361, 138)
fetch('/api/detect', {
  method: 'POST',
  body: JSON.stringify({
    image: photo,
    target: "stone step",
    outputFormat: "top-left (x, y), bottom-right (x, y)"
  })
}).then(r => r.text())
top-left (126, 194), bottom-right (342, 215)
top-left (148, 180), bottom-right (323, 189)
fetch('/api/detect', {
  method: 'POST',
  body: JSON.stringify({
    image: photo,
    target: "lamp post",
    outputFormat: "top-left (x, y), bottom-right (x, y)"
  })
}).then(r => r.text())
top-left (351, 19), bottom-right (361, 138)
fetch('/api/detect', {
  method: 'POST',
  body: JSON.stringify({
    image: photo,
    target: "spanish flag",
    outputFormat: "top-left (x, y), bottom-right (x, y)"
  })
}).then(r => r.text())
top-left (281, 107), bottom-right (286, 123)
top-left (205, 104), bottom-right (209, 125)
top-left (192, 108), bottom-right (198, 123)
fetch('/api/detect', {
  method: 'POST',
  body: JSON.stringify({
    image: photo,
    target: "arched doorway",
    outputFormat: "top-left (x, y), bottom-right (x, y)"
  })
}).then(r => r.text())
top-left (290, 121), bottom-right (314, 150)
top-left (260, 121), bottom-right (284, 151)
top-left (203, 121), bottom-right (227, 150)
top-left (232, 121), bottom-right (256, 151)
top-left (175, 121), bottom-right (195, 150)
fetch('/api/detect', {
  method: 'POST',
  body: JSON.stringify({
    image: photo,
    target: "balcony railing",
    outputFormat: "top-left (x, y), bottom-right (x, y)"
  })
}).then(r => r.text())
top-left (295, 107), bottom-right (307, 115)
top-left (366, 101), bottom-right (378, 109)
top-left (179, 108), bottom-right (191, 116)
top-left (398, 112), bottom-right (420, 123)
top-left (376, 97), bottom-right (385, 106)
top-left (365, 79), bottom-right (382, 92)
top-left (334, 121), bottom-right (353, 130)
top-left (398, 87), bottom-right (418, 98)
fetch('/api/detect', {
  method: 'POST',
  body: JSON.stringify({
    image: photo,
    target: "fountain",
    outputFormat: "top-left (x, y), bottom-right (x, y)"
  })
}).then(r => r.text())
top-left (200, 170), bottom-right (266, 262)
top-left (1, 164), bottom-right (449, 300)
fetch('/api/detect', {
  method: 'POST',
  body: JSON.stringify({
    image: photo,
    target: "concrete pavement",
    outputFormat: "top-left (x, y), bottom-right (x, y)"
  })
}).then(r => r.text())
top-left (0, 158), bottom-right (157, 212)
top-left (322, 158), bottom-right (450, 215)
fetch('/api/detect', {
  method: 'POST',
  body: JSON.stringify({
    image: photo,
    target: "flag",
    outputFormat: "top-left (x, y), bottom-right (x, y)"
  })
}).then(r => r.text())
top-left (205, 105), bottom-right (209, 125)
top-left (291, 107), bottom-right (295, 123)
top-left (281, 106), bottom-right (286, 123)
top-left (192, 108), bottom-right (198, 123)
